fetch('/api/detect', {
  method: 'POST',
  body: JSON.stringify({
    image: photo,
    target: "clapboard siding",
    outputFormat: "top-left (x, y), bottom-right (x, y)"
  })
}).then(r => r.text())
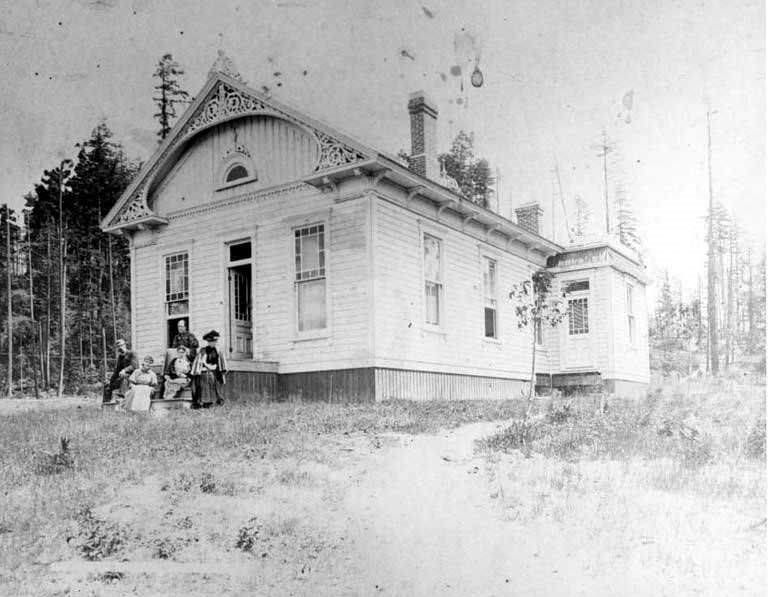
top-left (375, 368), bottom-right (526, 401)
top-left (373, 197), bottom-right (536, 379)
top-left (151, 116), bottom-right (319, 215)
top-left (606, 269), bottom-right (651, 382)
top-left (133, 181), bottom-right (372, 372)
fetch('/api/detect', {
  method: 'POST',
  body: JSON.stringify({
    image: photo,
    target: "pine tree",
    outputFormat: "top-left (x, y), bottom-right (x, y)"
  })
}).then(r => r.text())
top-left (572, 195), bottom-right (592, 239)
top-left (153, 53), bottom-right (190, 140)
top-left (437, 131), bottom-right (494, 208)
top-left (24, 122), bottom-right (137, 390)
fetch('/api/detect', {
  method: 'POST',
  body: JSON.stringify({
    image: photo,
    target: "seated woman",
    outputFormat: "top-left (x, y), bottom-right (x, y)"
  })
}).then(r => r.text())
top-left (124, 356), bottom-right (158, 412)
top-left (163, 345), bottom-right (192, 400)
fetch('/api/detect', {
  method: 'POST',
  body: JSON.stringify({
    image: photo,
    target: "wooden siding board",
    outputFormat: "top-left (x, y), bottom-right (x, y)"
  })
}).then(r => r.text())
top-left (374, 368), bottom-right (525, 401)
top-left (372, 198), bottom-right (534, 378)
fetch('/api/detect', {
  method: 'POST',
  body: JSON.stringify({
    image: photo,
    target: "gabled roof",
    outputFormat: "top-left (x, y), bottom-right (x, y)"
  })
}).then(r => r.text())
top-left (101, 66), bottom-right (378, 232)
top-left (101, 54), bottom-right (562, 257)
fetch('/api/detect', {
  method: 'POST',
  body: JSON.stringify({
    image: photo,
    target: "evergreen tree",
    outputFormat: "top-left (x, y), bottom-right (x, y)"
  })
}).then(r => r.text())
top-left (24, 122), bottom-right (137, 389)
top-left (437, 131), bottom-right (494, 208)
top-left (153, 53), bottom-right (190, 140)
top-left (572, 194), bottom-right (592, 239)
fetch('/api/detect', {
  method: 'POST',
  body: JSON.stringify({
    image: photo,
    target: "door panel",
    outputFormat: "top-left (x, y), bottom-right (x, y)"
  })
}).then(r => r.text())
top-left (228, 265), bottom-right (253, 359)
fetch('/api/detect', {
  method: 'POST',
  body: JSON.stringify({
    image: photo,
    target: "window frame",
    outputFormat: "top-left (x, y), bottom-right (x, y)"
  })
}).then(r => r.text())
top-left (164, 251), bottom-right (190, 319)
top-left (626, 282), bottom-right (635, 345)
top-left (224, 163), bottom-right (250, 183)
top-left (422, 232), bottom-right (445, 329)
top-left (563, 278), bottom-right (590, 336)
top-left (482, 255), bottom-right (499, 340)
top-left (292, 222), bottom-right (330, 339)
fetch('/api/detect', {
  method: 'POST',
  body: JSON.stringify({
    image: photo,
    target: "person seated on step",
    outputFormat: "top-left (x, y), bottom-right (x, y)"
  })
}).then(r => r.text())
top-left (124, 356), bottom-right (158, 412)
top-left (163, 345), bottom-right (192, 400)
top-left (103, 338), bottom-right (138, 404)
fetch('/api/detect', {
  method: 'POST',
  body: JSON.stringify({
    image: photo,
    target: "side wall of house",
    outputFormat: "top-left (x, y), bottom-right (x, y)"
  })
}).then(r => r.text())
top-left (370, 189), bottom-right (548, 400)
top-left (605, 268), bottom-right (650, 384)
top-left (547, 267), bottom-right (612, 377)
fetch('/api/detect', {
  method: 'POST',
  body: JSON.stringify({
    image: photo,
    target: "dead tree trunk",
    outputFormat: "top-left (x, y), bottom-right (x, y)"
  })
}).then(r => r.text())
top-left (6, 206), bottom-right (12, 398)
top-left (27, 218), bottom-right (39, 399)
top-left (706, 110), bottom-right (719, 374)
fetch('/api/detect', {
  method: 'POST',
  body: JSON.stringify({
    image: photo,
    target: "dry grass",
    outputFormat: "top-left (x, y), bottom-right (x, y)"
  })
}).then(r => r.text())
top-left (0, 397), bottom-right (524, 595)
top-left (477, 379), bottom-right (766, 596)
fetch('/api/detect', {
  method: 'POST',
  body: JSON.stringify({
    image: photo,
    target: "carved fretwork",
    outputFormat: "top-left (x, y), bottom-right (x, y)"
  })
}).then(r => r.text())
top-left (117, 190), bottom-right (153, 224)
top-left (315, 131), bottom-right (368, 171)
top-left (111, 80), bottom-right (370, 228)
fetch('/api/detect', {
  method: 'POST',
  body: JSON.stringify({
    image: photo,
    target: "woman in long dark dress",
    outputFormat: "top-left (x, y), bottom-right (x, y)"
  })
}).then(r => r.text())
top-left (191, 330), bottom-right (227, 407)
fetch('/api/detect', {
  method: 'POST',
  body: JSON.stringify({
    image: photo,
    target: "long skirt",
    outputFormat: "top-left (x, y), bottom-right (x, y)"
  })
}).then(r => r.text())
top-left (124, 385), bottom-right (153, 411)
top-left (194, 370), bottom-right (224, 406)
top-left (164, 377), bottom-right (190, 400)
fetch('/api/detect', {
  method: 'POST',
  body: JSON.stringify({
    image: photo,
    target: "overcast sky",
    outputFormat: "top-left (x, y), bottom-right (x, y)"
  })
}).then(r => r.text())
top-left (0, 0), bottom-right (763, 299)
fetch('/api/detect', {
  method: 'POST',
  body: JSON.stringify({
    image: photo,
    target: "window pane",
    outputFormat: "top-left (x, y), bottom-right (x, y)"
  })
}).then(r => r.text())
top-left (225, 164), bottom-right (249, 182)
top-left (166, 253), bottom-right (188, 302)
top-left (424, 235), bottom-right (441, 282)
top-left (568, 298), bottom-right (589, 335)
top-left (298, 279), bottom-right (326, 331)
top-left (484, 307), bottom-right (496, 338)
top-left (564, 280), bottom-right (590, 293)
top-left (167, 300), bottom-right (189, 316)
top-left (425, 282), bottom-right (440, 325)
top-left (483, 258), bottom-right (496, 299)
top-left (229, 242), bottom-right (251, 262)
top-left (295, 225), bottom-right (325, 280)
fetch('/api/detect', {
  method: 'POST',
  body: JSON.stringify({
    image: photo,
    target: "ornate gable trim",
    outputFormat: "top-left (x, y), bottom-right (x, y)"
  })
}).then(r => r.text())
top-left (105, 75), bottom-right (372, 231)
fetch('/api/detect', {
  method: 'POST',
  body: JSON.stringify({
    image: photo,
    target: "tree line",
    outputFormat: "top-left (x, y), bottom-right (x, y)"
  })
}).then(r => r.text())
top-left (650, 215), bottom-right (766, 376)
top-left (0, 54), bottom-right (190, 397)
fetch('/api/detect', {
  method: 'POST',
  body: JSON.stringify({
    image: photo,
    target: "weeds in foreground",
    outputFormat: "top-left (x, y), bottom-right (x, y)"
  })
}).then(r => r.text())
top-left (71, 506), bottom-right (127, 561)
top-left (479, 384), bottom-right (765, 477)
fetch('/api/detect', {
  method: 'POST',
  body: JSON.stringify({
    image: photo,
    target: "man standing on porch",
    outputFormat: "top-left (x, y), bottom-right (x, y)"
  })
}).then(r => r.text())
top-left (171, 319), bottom-right (199, 361)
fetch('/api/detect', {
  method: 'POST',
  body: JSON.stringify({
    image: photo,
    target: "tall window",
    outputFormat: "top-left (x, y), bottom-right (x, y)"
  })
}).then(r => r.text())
top-left (568, 297), bottom-right (589, 335)
top-left (165, 252), bottom-right (189, 317)
top-left (482, 257), bottom-right (497, 338)
top-left (424, 234), bottom-right (443, 325)
top-left (294, 224), bottom-right (326, 331)
top-left (626, 284), bottom-right (635, 344)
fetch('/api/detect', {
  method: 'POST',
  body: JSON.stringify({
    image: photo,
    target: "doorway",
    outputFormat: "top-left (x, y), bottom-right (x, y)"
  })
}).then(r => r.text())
top-left (227, 240), bottom-right (253, 359)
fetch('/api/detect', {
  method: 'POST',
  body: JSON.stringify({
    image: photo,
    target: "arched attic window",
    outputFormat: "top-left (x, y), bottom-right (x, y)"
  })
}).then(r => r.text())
top-left (225, 163), bottom-right (250, 183)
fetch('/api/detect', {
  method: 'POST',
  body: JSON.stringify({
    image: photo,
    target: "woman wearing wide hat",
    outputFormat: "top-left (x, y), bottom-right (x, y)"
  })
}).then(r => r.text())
top-left (190, 330), bottom-right (227, 407)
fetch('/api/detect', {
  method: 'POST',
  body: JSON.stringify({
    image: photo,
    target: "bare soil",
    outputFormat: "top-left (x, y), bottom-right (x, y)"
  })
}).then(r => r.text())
top-left (17, 415), bottom-right (765, 597)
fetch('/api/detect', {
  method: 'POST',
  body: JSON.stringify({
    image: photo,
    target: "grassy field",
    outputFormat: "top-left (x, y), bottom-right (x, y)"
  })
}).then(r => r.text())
top-left (0, 380), bottom-right (764, 596)
top-left (477, 378), bottom-right (766, 595)
top-left (0, 398), bottom-right (525, 596)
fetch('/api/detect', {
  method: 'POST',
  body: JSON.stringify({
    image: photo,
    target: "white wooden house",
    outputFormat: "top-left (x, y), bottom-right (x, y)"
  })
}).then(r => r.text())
top-left (101, 53), bottom-right (650, 401)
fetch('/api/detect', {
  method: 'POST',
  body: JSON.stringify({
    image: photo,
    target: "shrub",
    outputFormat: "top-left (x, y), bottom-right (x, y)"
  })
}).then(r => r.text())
top-left (73, 506), bottom-right (127, 561)
top-left (236, 517), bottom-right (262, 552)
top-left (746, 415), bottom-right (766, 460)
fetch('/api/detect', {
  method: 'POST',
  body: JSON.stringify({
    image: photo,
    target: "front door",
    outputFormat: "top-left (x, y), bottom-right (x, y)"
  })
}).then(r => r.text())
top-left (228, 264), bottom-right (252, 359)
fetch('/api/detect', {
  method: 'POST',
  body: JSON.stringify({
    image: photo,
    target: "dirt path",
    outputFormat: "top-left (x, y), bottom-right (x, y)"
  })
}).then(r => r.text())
top-left (338, 421), bottom-right (519, 596)
top-left (36, 417), bottom-right (764, 596)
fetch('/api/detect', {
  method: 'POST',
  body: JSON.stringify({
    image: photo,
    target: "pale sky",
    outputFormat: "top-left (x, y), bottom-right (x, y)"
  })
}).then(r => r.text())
top-left (0, 0), bottom-right (764, 301)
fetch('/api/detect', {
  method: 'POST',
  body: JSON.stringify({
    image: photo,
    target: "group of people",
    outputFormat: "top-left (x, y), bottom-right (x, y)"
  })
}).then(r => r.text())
top-left (104, 320), bottom-right (228, 412)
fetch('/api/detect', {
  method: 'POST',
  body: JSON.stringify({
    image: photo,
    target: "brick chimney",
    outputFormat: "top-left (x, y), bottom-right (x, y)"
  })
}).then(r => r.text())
top-left (515, 202), bottom-right (544, 235)
top-left (407, 91), bottom-right (439, 181)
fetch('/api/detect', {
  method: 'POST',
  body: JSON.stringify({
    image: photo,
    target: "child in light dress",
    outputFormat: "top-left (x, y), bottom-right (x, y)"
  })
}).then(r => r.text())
top-left (124, 356), bottom-right (158, 411)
